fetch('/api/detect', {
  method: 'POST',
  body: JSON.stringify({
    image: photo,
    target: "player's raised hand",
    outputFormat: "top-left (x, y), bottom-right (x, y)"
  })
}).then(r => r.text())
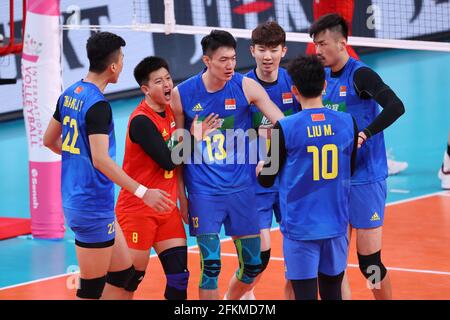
top-left (190, 113), bottom-right (221, 141)
top-left (142, 188), bottom-right (176, 213)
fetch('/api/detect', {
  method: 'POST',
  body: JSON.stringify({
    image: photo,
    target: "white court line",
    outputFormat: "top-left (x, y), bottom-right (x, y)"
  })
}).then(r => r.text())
top-left (385, 190), bottom-right (448, 206)
top-left (188, 250), bottom-right (450, 277)
top-left (0, 243), bottom-right (201, 291)
top-left (389, 189), bottom-right (410, 194)
top-left (1, 190), bottom-right (449, 291)
top-left (0, 272), bottom-right (78, 291)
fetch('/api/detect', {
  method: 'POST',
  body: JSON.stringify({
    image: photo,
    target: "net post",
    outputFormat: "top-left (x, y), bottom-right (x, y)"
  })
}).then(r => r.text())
top-left (164, 0), bottom-right (175, 35)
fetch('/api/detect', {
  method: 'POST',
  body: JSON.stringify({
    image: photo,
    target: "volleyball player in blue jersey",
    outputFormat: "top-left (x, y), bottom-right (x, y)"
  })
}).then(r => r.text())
top-left (258, 55), bottom-right (358, 300)
top-left (309, 14), bottom-right (405, 299)
top-left (171, 30), bottom-right (284, 300)
top-left (44, 32), bottom-right (174, 299)
top-left (242, 21), bottom-right (299, 300)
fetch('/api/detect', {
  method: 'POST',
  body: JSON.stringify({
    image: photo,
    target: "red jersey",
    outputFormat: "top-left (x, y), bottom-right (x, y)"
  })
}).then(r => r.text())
top-left (313, 0), bottom-right (355, 34)
top-left (115, 99), bottom-right (178, 215)
top-left (306, 0), bottom-right (359, 59)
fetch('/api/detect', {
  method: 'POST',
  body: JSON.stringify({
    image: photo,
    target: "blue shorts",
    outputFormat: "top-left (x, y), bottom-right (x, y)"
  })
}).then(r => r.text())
top-left (64, 208), bottom-right (115, 244)
top-left (256, 191), bottom-right (281, 229)
top-left (349, 180), bottom-right (387, 229)
top-left (283, 235), bottom-right (348, 280)
top-left (188, 188), bottom-right (259, 237)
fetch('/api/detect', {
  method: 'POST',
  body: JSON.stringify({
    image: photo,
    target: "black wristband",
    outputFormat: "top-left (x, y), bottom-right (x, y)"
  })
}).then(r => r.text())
top-left (358, 133), bottom-right (367, 142)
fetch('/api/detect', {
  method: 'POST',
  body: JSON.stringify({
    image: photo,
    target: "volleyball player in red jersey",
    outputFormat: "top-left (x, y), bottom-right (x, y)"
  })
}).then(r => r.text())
top-left (116, 56), bottom-right (219, 299)
top-left (306, 0), bottom-right (359, 59)
top-left (115, 57), bottom-right (184, 300)
top-left (115, 56), bottom-right (187, 300)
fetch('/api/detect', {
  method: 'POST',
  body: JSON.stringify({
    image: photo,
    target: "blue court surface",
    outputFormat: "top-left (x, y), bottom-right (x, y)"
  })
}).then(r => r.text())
top-left (0, 48), bottom-right (449, 289)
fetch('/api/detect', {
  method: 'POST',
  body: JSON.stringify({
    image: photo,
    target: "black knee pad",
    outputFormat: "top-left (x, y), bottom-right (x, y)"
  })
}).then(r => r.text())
top-left (318, 272), bottom-right (344, 300)
top-left (260, 249), bottom-right (271, 273)
top-left (291, 278), bottom-right (318, 300)
top-left (358, 251), bottom-right (387, 285)
top-left (124, 270), bottom-right (146, 292)
top-left (77, 276), bottom-right (106, 299)
top-left (106, 265), bottom-right (135, 288)
top-left (159, 246), bottom-right (189, 300)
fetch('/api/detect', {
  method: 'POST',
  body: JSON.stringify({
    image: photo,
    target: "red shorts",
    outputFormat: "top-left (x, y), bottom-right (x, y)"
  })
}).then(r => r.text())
top-left (117, 208), bottom-right (186, 250)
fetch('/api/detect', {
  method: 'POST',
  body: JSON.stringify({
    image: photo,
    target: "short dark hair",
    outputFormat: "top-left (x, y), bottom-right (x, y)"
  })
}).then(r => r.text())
top-left (309, 13), bottom-right (349, 40)
top-left (201, 30), bottom-right (236, 56)
top-left (251, 21), bottom-right (286, 47)
top-left (134, 56), bottom-right (170, 86)
top-left (86, 32), bottom-right (126, 73)
top-left (287, 55), bottom-right (325, 98)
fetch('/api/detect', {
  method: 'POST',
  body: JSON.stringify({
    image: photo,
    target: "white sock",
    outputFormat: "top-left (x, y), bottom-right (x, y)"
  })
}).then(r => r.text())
top-left (240, 289), bottom-right (256, 300)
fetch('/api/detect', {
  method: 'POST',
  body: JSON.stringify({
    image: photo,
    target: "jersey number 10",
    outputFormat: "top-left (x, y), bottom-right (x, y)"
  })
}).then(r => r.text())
top-left (307, 144), bottom-right (338, 181)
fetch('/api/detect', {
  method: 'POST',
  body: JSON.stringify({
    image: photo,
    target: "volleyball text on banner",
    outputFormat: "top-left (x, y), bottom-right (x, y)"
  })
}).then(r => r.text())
top-left (21, 0), bottom-right (65, 239)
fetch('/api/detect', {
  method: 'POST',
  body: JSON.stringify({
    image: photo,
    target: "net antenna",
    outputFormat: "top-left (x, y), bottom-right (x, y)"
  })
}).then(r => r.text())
top-left (0, 0), bottom-right (27, 85)
top-left (61, 0), bottom-right (450, 53)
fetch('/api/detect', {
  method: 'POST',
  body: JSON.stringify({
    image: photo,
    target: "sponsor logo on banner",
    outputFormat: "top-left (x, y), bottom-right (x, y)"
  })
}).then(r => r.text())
top-left (311, 113), bottom-right (326, 122)
top-left (225, 98), bottom-right (236, 110)
top-left (22, 35), bottom-right (42, 63)
top-left (282, 92), bottom-right (293, 104)
top-left (339, 85), bottom-right (347, 97)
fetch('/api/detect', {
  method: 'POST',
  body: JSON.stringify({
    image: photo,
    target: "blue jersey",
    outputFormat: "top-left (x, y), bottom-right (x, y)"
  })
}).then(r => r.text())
top-left (278, 108), bottom-right (354, 240)
top-left (58, 80), bottom-right (116, 212)
top-left (246, 67), bottom-right (299, 194)
top-left (178, 71), bottom-right (253, 195)
top-left (323, 57), bottom-right (387, 184)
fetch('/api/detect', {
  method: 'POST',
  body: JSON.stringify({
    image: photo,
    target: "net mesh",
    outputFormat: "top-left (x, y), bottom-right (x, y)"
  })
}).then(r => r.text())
top-left (127, 0), bottom-right (450, 51)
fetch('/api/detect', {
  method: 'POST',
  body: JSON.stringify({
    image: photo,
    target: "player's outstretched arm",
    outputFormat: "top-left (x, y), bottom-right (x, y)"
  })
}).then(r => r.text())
top-left (88, 134), bottom-right (176, 212)
top-left (257, 121), bottom-right (286, 187)
top-left (43, 118), bottom-right (62, 155)
top-left (353, 67), bottom-right (405, 143)
top-left (242, 77), bottom-right (285, 125)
